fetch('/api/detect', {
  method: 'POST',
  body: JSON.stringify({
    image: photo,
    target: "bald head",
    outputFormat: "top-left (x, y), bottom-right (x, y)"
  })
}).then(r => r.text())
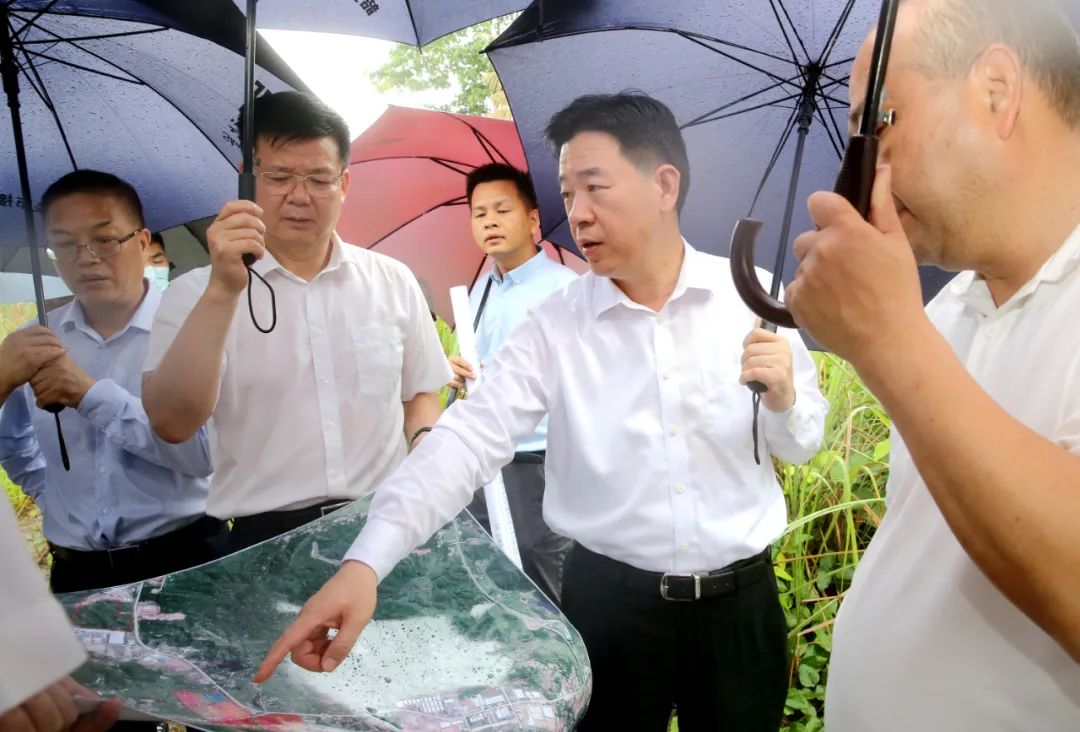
top-left (853, 0), bottom-right (1080, 129)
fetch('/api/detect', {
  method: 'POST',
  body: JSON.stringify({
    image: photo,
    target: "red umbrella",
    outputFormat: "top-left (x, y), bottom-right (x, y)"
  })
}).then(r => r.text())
top-left (336, 105), bottom-right (587, 324)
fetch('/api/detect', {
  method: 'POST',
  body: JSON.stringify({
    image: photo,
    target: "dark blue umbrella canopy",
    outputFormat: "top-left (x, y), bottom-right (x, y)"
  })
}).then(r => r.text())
top-left (486, 0), bottom-right (1080, 300)
top-left (0, 0), bottom-right (306, 259)
top-left (230, 0), bottom-right (528, 46)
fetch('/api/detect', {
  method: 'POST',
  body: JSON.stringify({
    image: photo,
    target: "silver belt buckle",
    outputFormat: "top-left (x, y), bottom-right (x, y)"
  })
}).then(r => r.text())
top-left (659, 572), bottom-right (706, 601)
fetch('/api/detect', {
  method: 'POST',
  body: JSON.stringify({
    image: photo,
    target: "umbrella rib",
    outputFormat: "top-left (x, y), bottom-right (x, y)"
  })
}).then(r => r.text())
top-left (10, 0), bottom-right (61, 41)
top-left (679, 32), bottom-right (802, 89)
top-left (768, 0), bottom-right (808, 67)
top-left (747, 104), bottom-right (800, 216)
top-left (682, 91), bottom-right (804, 129)
top-left (815, 87), bottom-right (847, 158)
top-left (431, 158), bottom-right (474, 175)
top-left (12, 20), bottom-right (235, 167)
top-left (680, 72), bottom-right (804, 129)
top-left (17, 27), bottom-right (169, 46)
top-left (818, 0), bottom-right (858, 66)
top-left (824, 55), bottom-right (855, 70)
top-left (775, 0), bottom-right (813, 62)
top-left (363, 197), bottom-right (469, 250)
top-left (453, 114), bottom-right (512, 166)
top-left (14, 43), bottom-right (79, 169)
top-left (674, 29), bottom-right (798, 67)
top-left (404, 0), bottom-right (423, 45)
top-left (810, 88), bottom-right (845, 159)
top-left (20, 47), bottom-right (142, 84)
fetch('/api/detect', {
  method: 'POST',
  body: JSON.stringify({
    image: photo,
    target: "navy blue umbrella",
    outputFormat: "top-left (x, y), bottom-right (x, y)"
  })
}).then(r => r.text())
top-left (486, 0), bottom-right (957, 304)
top-left (1, 1), bottom-right (305, 465)
top-left (230, 0), bottom-right (529, 46)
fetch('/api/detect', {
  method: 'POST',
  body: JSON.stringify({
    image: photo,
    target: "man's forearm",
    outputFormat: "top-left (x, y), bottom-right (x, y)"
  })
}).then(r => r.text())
top-left (403, 392), bottom-right (442, 447)
top-left (144, 287), bottom-right (239, 444)
top-left (855, 320), bottom-right (1080, 660)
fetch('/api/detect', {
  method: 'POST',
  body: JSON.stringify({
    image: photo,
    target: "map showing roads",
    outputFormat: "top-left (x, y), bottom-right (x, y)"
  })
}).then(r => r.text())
top-left (58, 499), bottom-right (592, 731)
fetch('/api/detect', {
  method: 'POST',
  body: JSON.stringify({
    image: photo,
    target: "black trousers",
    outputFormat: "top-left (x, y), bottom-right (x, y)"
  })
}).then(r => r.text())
top-left (49, 515), bottom-right (228, 594)
top-left (562, 544), bottom-right (789, 731)
top-left (227, 499), bottom-right (352, 553)
top-left (466, 451), bottom-right (573, 606)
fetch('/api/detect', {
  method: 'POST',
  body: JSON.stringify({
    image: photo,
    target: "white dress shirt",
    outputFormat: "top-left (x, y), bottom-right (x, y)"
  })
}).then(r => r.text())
top-left (144, 236), bottom-right (452, 519)
top-left (825, 226), bottom-right (1080, 730)
top-left (0, 501), bottom-right (85, 714)
top-left (347, 243), bottom-right (827, 579)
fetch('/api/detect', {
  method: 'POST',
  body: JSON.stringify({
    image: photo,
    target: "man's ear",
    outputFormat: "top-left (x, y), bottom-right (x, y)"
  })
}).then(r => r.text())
top-left (971, 43), bottom-right (1023, 139)
top-left (654, 163), bottom-right (682, 214)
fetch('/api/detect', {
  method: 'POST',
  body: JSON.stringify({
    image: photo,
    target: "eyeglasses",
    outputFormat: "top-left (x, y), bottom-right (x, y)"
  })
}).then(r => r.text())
top-left (46, 228), bottom-right (141, 263)
top-left (256, 169), bottom-right (345, 197)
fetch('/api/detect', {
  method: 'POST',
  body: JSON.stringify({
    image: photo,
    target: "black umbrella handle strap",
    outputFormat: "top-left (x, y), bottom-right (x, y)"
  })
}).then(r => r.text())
top-left (472, 276), bottom-right (494, 334)
top-left (246, 265), bottom-right (277, 334)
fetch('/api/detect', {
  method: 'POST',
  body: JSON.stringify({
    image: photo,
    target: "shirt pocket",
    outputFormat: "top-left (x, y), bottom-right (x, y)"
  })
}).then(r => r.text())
top-left (350, 325), bottom-right (404, 398)
top-left (700, 348), bottom-right (755, 451)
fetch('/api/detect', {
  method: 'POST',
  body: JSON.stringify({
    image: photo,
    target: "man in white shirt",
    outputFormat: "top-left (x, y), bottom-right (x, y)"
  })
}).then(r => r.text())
top-left (256, 93), bottom-right (828, 730)
top-left (0, 345), bottom-right (119, 732)
top-left (784, 0), bottom-right (1080, 728)
top-left (142, 92), bottom-right (451, 552)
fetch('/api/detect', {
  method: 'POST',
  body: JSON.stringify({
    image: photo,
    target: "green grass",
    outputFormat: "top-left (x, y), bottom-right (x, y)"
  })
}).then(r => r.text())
top-left (3, 307), bottom-right (887, 728)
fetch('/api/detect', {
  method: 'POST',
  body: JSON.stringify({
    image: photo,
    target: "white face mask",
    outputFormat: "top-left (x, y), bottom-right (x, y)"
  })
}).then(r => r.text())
top-left (145, 265), bottom-right (170, 292)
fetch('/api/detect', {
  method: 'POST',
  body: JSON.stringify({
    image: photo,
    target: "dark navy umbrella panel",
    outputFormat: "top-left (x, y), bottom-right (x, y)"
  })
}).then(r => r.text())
top-left (485, 0), bottom-right (999, 301)
top-left (0, 1), bottom-right (307, 249)
top-left (229, 0), bottom-right (528, 46)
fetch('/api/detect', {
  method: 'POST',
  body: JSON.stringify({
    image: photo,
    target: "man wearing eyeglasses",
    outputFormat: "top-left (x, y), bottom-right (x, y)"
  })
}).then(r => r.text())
top-left (0, 170), bottom-right (223, 594)
top-left (142, 91), bottom-right (451, 553)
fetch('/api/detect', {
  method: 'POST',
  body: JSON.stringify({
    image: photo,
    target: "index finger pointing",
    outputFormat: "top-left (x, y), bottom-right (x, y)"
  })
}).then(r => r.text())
top-left (253, 618), bottom-right (326, 683)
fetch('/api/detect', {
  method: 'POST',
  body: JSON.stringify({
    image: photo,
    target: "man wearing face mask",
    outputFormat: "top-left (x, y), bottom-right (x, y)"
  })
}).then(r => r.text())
top-left (0, 170), bottom-right (221, 594)
top-left (142, 92), bottom-right (451, 553)
top-left (143, 232), bottom-right (172, 293)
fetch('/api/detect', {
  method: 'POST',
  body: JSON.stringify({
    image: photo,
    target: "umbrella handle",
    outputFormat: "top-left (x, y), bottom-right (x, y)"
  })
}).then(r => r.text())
top-left (729, 134), bottom-right (880, 330)
top-left (729, 0), bottom-right (899, 330)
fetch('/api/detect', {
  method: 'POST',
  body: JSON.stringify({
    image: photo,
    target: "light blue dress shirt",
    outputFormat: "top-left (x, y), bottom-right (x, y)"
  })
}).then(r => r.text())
top-left (0, 284), bottom-right (212, 551)
top-left (469, 249), bottom-right (579, 453)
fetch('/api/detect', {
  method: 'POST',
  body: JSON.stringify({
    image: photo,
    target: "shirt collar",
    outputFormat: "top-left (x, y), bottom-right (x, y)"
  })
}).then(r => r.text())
top-left (252, 233), bottom-right (351, 280)
top-left (950, 222), bottom-right (1080, 315)
top-left (590, 239), bottom-right (711, 318)
top-left (490, 248), bottom-right (547, 286)
top-left (58, 280), bottom-right (159, 338)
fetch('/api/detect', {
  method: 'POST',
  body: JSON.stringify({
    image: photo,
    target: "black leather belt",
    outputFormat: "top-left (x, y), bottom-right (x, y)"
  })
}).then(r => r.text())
top-left (230, 498), bottom-right (352, 532)
top-left (576, 544), bottom-right (773, 602)
top-left (49, 515), bottom-right (224, 570)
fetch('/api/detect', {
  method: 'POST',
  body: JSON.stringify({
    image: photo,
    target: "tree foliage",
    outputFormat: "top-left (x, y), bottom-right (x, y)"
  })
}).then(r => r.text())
top-left (370, 17), bottom-right (514, 119)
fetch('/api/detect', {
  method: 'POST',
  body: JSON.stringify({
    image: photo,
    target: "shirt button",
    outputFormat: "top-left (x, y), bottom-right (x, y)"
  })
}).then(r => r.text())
top-left (662, 372), bottom-right (671, 381)
top-left (321, 378), bottom-right (329, 384)
top-left (985, 325), bottom-right (999, 338)
top-left (675, 484), bottom-right (685, 494)
top-left (669, 427), bottom-right (679, 437)
top-left (98, 466), bottom-right (106, 474)
top-left (101, 508), bottom-right (109, 515)
top-left (681, 542), bottom-right (690, 553)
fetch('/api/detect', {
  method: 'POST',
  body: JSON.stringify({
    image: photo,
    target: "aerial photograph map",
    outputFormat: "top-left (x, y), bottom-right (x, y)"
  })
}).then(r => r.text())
top-left (56, 498), bottom-right (592, 731)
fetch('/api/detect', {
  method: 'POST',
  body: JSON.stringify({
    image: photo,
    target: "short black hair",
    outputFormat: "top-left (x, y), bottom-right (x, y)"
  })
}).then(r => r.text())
top-left (465, 163), bottom-right (538, 209)
top-left (243, 91), bottom-right (351, 166)
top-left (149, 231), bottom-right (165, 247)
top-left (40, 169), bottom-right (145, 226)
top-left (545, 92), bottom-right (691, 212)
